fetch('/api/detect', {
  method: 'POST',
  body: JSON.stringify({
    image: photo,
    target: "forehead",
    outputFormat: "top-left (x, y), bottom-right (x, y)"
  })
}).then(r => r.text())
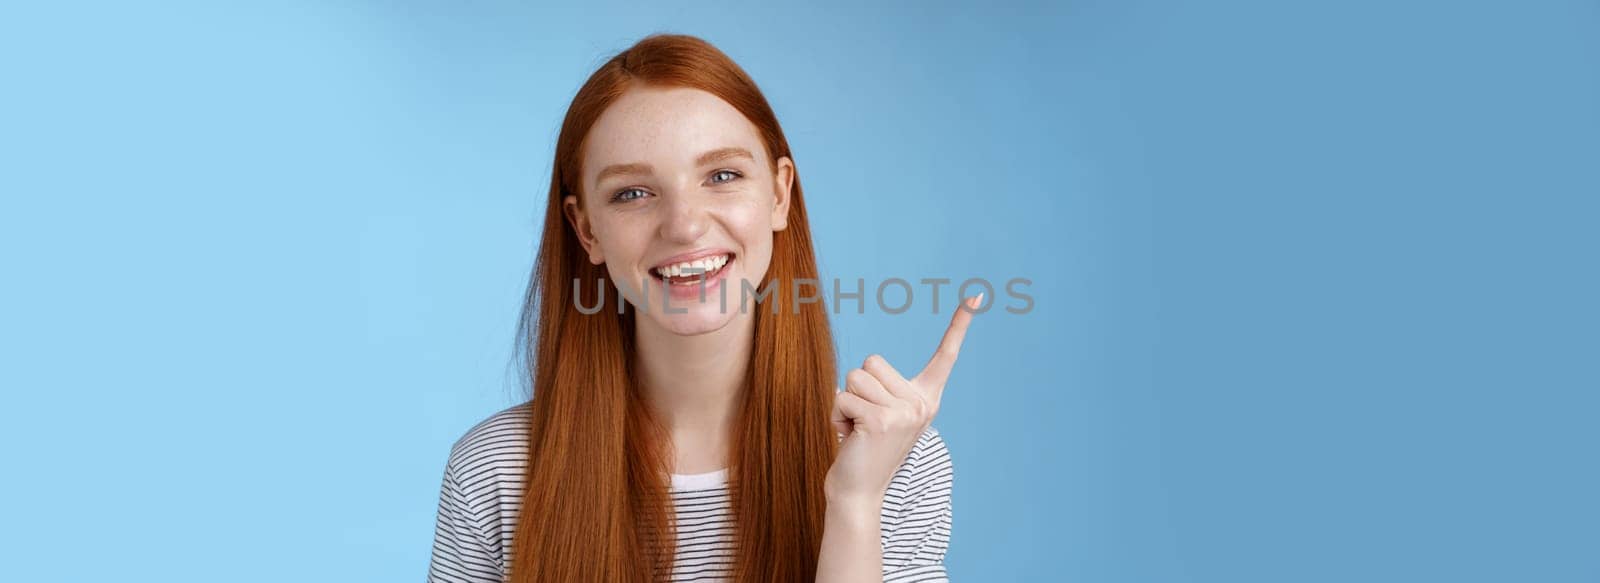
top-left (581, 86), bottom-right (768, 181)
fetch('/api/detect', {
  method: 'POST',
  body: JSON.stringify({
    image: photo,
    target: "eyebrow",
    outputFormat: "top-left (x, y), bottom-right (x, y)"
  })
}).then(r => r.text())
top-left (593, 147), bottom-right (756, 190)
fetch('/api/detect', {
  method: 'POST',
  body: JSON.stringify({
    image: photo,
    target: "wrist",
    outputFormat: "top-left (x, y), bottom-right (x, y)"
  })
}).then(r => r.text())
top-left (825, 490), bottom-right (884, 520)
top-left (823, 475), bottom-right (888, 507)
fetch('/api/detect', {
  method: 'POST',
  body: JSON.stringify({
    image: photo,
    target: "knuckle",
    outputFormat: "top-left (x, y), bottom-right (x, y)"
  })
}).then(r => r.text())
top-left (864, 353), bottom-right (884, 369)
top-left (845, 368), bottom-right (869, 386)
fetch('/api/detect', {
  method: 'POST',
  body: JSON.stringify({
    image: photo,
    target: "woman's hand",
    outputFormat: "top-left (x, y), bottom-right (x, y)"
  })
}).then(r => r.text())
top-left (824, 293), bottom-right (983, 505)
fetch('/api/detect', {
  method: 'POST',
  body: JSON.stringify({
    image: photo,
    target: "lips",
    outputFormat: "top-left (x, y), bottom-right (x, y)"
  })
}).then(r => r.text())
top-left (652, 253), bottom-right (734, 285)
top-left (649, 249), bottom-right (736, 285)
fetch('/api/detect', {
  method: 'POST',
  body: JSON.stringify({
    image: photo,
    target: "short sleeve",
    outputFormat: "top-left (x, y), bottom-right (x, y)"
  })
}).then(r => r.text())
top-left (426, 457), bottom-right (506, 583)
top-left (880, 427), bottom-right (955, 582)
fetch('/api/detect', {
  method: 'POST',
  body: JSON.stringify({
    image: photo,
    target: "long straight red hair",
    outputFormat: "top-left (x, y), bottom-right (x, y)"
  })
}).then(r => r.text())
top-left (508, 33), bottom-right (839, 582)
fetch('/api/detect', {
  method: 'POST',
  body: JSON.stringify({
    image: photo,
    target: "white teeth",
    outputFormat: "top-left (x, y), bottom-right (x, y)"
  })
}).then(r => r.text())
top-left (655, 254), bottom-right (731, 279)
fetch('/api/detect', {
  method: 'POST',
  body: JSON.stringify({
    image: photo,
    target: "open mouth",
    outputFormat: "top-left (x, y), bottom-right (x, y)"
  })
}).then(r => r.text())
top-left (650, 252), bottom-right (735, 286)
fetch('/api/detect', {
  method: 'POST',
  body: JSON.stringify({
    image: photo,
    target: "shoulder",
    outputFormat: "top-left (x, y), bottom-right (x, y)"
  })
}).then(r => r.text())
top-left (443, 401), bottom-right (533, 501)
top-left (448, 401), bottom-right (532, 457)
top-left (902, 425), bottom-right (953, 476)
top-left (886, 425), bottom-right (954, 502)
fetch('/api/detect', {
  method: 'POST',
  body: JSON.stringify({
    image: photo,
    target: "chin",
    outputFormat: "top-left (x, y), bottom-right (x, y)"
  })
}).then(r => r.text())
top-left (646, 307), bottom-right (739, 336)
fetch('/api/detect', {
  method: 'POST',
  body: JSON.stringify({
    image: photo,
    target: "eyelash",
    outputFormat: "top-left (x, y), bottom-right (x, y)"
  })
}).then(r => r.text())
top-left (610, 170), bottom-right (744, 203)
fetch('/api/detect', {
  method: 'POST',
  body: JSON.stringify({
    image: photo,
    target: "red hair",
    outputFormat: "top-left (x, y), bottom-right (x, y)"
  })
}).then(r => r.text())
top-left (509, 33), bottom-right (839, 582)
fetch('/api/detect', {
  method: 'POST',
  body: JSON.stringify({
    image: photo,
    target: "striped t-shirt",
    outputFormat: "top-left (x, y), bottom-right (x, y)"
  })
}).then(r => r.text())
top-left (426, 402), bottom-right (954, 582)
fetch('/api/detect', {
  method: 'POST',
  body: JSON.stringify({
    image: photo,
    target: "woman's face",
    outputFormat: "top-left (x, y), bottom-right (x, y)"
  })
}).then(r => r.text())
top-left (565, 86), bottom-right (793, 336)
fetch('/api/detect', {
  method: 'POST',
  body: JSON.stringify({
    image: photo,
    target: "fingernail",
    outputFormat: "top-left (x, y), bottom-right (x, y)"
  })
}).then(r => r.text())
top-left (969, 293), bottom-right (984, 309)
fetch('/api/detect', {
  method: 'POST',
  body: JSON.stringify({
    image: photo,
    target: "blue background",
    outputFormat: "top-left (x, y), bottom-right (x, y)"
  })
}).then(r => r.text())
top-left (2, 1), bottom-right (1596, 581)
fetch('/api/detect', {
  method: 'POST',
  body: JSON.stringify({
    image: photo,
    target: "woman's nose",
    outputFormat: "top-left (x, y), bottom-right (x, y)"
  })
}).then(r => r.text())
top-left (658, 194), bottom-right (709, 243)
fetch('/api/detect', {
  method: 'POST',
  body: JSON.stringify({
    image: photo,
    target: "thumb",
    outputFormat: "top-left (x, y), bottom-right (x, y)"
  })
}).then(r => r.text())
top-left (830, 389), bottom-right (880, 439)
top-left (831, 390), bottom-right (854, 437)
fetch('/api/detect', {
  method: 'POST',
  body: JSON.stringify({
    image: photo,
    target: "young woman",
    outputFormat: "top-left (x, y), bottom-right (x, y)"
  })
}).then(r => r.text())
top-left (427, 33), bottom-right (980, 583)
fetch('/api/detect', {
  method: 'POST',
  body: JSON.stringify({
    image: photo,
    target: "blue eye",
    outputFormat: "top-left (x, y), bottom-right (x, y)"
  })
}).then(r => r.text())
top-left (611, 188), bottom-right (647, 203)
top-left (711, 170), bottom-right (742, 184)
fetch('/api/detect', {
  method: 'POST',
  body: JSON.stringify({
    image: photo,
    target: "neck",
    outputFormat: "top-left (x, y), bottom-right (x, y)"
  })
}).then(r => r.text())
top-left (633, 311), bottom-right (755, 474)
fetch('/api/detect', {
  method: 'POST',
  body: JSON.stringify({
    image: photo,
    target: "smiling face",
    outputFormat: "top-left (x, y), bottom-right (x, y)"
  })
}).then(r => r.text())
top-left (564, 85), bottom-right (794, 336)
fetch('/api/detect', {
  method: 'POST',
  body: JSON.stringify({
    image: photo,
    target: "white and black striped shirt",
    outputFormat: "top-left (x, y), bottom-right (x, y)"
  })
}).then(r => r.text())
top-left (427, 402), bottom-right (954, 582)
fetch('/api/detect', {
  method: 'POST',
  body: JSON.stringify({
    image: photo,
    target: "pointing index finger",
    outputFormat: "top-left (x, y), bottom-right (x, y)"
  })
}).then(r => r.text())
top-left (917, 292), bottom-right (984, 388)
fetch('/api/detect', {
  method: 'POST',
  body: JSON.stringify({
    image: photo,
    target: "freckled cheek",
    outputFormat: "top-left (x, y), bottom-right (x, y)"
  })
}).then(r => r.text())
top-left (711, 204), bottom-right (774, 252)
top-left (593, 217), bottom-right (656, 267)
